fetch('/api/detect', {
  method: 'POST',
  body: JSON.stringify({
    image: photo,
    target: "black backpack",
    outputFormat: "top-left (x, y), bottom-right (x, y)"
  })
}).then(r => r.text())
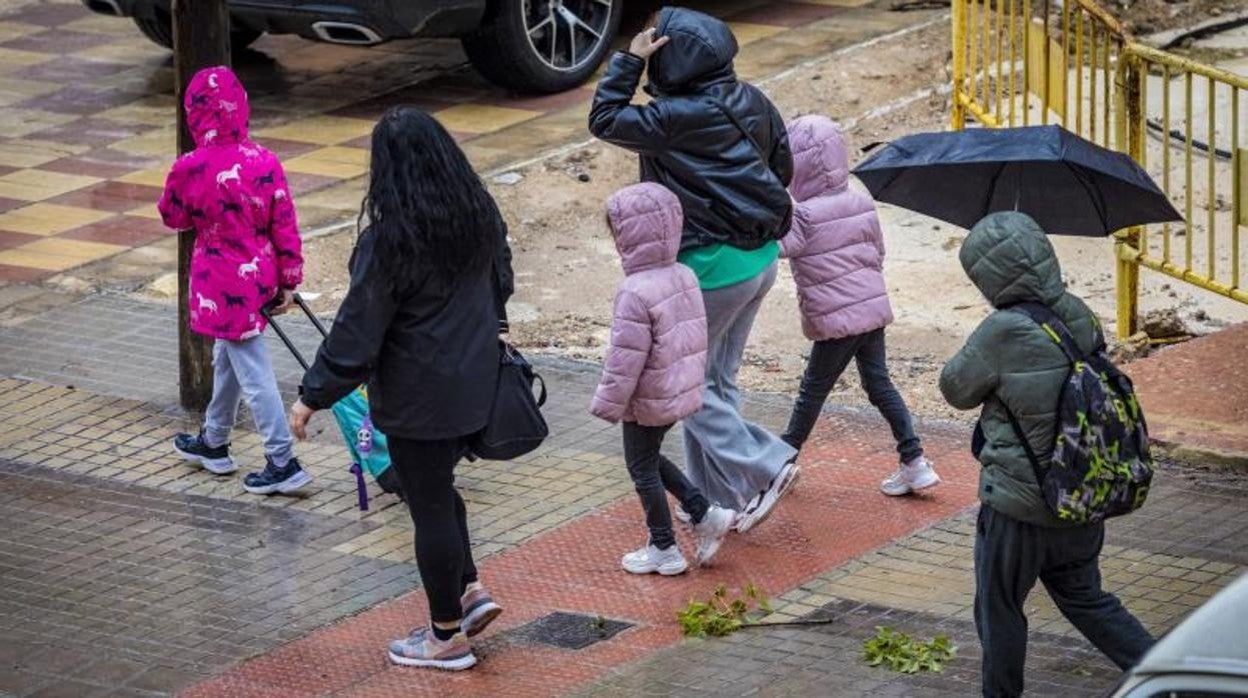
top-left (1001, 302), bottom-right (1155, 524)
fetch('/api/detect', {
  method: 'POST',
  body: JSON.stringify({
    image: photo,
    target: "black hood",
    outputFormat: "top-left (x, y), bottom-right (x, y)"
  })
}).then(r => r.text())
top-left (646, 7), bottom-right (738, 94)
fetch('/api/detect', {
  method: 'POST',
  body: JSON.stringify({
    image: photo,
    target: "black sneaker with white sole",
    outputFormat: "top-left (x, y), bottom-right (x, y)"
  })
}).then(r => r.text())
top-left (173, 431), bottom-right (236, 475)
top-left (243, 457), bottom-right (312, 495)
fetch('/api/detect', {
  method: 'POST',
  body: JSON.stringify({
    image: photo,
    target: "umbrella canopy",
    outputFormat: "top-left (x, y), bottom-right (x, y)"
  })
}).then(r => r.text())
top-left (851, 125), bottom-right (1183, 235)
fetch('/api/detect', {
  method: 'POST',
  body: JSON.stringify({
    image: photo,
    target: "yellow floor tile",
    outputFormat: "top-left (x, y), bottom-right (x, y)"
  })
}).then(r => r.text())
top-left (0, 77), bottom-right (59, 107)
top-left (59, 15), bottom-right (141, 36)
top-left (0, 169), bottom-right (101, 202)
top-left (0, 238), bottom-right (126, 271)
top-left (0, 108), bottom-right (76, 139)
top-left (126, 203), bottom-right (163, 221)
top-left (117, 167), bottom-right (172, 188)
top-left (76, 41), bottom-right (171, 64)
top-left (283, 146), bottom-right (369, 179)
top-left (96, 96), bottom-right (178, 127)
top-left (0, 47), bottom-right (50, 72)
top-left (432, 104), bottom-right (543, 135)
top-left (0, 203), bottom-right (113, 236)
top-left (0, 139), bottom-right (86, 168)
top-left (253, 115), bottom-right (375, 145)
top-left (0, 21), bottom-right (46, 43)
top-left (728, 22), bottom-right (787, 46)
top-left (111, 128), bottom-right (177, 159)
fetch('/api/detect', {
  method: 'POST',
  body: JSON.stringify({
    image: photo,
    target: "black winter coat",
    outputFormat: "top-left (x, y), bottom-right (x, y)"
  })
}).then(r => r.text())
top-left (588, 7), bottom-right (793, 251)
top-left (300, 226), bottom-right (514, 440)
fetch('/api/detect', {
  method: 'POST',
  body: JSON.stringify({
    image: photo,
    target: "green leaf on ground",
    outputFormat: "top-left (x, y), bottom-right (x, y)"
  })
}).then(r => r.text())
top-left (862, 626), bottom-right (957, 674)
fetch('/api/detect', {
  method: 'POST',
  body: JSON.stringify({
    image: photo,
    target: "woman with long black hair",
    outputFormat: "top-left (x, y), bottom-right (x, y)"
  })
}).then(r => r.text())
top-left (289, 106), bottom-right (513, 671)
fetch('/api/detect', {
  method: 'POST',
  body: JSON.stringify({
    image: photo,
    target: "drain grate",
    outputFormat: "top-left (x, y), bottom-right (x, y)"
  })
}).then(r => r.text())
top-left (504, 611), bottom-right (633, 650)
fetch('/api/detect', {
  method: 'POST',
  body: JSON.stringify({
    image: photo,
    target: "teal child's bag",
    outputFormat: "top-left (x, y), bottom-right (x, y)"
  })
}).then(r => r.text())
top-left (263, 295), bottom-right (399, 510)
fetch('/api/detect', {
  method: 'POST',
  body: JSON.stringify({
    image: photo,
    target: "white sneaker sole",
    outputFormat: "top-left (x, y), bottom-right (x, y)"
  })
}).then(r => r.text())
top-left (622, 559), bottom-right (689, 576)
top-left (243, 469), bottom-right (313, 495)
top-left (387, 650), bottom-right (477, 671)
top-left (174, 445), bottom-right (237, 475)
top-left (880, 471), bottom-right (942, 497)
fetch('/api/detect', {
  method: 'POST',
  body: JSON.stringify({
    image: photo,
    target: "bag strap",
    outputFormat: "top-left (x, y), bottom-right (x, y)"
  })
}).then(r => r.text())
top-left (1002, 403), bottom-right (1050, 495)
top-left (1004, 301), bottom-right (1089, 365)
top-left (709, 97), bottom-right (770, 167)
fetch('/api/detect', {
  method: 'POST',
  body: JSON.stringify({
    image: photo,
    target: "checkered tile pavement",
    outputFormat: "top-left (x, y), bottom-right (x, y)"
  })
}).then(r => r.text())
top-left (0, 0), bottom-right (908, 284)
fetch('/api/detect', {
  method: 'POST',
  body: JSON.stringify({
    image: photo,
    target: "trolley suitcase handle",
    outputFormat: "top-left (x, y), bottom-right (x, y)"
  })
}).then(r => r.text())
top-left (261, 292), bottom-right (328, 371)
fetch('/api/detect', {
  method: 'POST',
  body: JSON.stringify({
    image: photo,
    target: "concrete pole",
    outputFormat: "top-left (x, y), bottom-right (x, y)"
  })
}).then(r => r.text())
top-left (172, 0), bottom-right (229, 411)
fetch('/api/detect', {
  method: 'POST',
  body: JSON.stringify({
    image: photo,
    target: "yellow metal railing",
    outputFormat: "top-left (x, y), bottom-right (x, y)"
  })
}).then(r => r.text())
top-left (951, 0), bottom-right (1247, 337)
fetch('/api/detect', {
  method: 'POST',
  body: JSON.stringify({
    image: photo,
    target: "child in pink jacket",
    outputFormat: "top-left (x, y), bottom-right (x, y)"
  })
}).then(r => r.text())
top-left (159, 66), bottom-right (310, 496)
top-left (591, 183), bottom-right (735, 574)
top-left (778, 115), bottom-right (940, 497)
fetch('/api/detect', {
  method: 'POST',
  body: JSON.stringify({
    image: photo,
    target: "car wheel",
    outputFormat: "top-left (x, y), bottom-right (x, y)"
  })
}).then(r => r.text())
top-left (133, 10), bottom-right (262, 53)
top-left (462, 0), bottom-right (623, 94)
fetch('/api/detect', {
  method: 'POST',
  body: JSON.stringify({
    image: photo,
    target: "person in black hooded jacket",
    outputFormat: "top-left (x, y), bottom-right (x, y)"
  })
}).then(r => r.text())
top-left (589, 7), bottom-right (799, 532)
top-left (288, 107), bottom-right (513, 672)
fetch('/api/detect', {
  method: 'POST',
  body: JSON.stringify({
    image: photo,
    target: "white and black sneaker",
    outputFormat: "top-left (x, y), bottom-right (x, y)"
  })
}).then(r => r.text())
top-left (243, 457), bottom-right (312, 495)
top-left (173, 431), bottom-right (236, 475)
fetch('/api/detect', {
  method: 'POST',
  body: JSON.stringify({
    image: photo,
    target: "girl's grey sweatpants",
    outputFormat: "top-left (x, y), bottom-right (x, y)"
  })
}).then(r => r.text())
top-left (203, 334), bottom-right (294, 467)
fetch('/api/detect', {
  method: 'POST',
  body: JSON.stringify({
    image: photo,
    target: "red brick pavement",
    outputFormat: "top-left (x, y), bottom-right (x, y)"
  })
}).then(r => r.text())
top-left (186, 415), bottom-right (981, 697)
top-left (1129, 323), bottom-right (1248, 460)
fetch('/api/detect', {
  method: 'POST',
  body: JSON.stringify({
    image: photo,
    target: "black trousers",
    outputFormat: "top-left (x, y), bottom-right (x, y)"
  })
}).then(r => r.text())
top-left (623, 422), bottom-right (709, 550)
top-left (781, 329), bottom-right (922, 462)
top-left (389, 435), bottom-right (478, 624)
top-left (974, 505), bottom-right (1155, 697)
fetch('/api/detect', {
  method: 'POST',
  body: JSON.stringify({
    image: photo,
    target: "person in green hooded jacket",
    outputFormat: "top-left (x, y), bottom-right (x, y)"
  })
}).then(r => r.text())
top-left (940, 212), bottom-right (1154, 697)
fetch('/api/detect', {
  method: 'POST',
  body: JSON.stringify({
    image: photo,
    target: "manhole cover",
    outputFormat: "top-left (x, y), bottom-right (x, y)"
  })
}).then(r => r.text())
top-left (505, 611), bottom-right (633, 650)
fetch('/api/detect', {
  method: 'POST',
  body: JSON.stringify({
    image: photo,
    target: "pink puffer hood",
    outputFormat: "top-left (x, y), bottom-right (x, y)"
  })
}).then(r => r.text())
top-left (606, 182), bottom-right (683, 274)
top-left (779, 115), bottom-right (893, 341)
top-left (591, 183), bottom-right (708, 426)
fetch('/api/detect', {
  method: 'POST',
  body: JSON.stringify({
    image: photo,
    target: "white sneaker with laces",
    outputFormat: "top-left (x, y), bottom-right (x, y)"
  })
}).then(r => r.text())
top-left (621, 543), bottom-right (689, 576)
top-left (692, 505), bottom-right (735, 566)
top-left (880, 456), bottom-right (942, 496)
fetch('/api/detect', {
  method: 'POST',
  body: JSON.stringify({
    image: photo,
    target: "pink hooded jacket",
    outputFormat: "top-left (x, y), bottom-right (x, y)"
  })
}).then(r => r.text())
top-left (779, 115), bottom-right (893, 341)
top-left (158, 66), bottom-right (303, 342)
top-left (591, 183), bottom-right (708, 427)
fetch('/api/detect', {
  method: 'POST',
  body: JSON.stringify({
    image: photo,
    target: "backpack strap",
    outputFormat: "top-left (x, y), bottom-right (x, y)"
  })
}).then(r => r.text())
top-left (1002, 403), bottom-right (1049, 494)
top-left (1004, 301), bottom-right (1087, 365)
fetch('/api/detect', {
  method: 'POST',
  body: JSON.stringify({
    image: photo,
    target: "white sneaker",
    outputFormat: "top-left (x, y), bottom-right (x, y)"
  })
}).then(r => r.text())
top-left (737, 462), bottom-right (800, 533)
top-left (880, 456), bottom-right (942, 496)
top-left (674, 508), bottom-right (692, 525)
top-left (621, 544), bottom-right (689, 576)
top-left (692, 506), bottom-right (735, 566)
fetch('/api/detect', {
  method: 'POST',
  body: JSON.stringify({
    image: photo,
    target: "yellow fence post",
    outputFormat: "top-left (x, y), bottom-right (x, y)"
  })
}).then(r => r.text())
top-left (1114, 53), bottom-right (1143, 338)
top-left (952, 0), bottom-right (967, 129)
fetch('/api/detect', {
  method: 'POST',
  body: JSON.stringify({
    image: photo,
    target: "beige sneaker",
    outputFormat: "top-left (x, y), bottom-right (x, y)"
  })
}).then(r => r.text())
top-left (387, 626), bottom-right (477, 671)
top-left (881, 456), bottom-right (941, 496)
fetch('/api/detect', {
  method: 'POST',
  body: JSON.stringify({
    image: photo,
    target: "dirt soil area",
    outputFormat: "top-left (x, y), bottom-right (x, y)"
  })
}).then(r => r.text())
top-left (299, 16), bottom-right (1248, 425)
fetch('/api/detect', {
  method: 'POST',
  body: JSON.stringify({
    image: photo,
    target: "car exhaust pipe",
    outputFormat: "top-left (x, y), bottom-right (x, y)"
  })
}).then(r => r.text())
top-left (310, 21), bottom-right (383, 45)
top-left (84, 0), bottom-right (123, 16)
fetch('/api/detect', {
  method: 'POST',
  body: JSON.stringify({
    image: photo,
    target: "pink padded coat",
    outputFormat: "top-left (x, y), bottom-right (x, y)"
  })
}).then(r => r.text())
top-left (779, 115), bottom-right (893, 341)
top-left (158, 66), bottom-right (303, 341)
top-left (590, 183), bottom-right (708, 427)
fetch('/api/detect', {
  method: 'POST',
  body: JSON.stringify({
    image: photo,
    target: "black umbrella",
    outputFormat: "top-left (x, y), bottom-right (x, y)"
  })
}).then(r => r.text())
top-left (851, 125), bottom-right (1183, 235)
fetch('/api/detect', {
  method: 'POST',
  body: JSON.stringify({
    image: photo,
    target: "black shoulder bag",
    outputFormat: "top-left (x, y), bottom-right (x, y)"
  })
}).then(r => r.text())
top-left (468, 259), bottom-right (549, 461)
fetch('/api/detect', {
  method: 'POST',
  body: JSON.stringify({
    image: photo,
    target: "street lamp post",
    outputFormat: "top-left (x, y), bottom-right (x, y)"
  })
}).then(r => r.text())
top-left (172, 0), bottom-right (230, 411)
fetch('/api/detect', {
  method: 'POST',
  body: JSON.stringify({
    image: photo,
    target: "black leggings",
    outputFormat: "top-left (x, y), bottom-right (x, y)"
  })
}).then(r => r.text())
top-left (389, 436), bottom-right (478, 624)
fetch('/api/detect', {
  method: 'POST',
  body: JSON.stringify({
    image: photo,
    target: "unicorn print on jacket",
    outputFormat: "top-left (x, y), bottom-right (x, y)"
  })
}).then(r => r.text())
top-left (158, 66), bottom-right (303, 341)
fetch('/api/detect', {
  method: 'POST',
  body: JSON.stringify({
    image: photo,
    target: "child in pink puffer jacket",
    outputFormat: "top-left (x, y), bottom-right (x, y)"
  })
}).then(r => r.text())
top-left (778, 115), bottom-right (940, 497)
top-left (159, 66), bottom-right (310, 496)
top-left (591, 183), bottom-right (735, 574)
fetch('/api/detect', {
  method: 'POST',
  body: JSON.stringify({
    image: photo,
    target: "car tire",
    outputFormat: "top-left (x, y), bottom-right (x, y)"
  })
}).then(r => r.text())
top-left (462, 0), bottom-right (622, 94)
top-left (133, 11), bottom-right (262, 53)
